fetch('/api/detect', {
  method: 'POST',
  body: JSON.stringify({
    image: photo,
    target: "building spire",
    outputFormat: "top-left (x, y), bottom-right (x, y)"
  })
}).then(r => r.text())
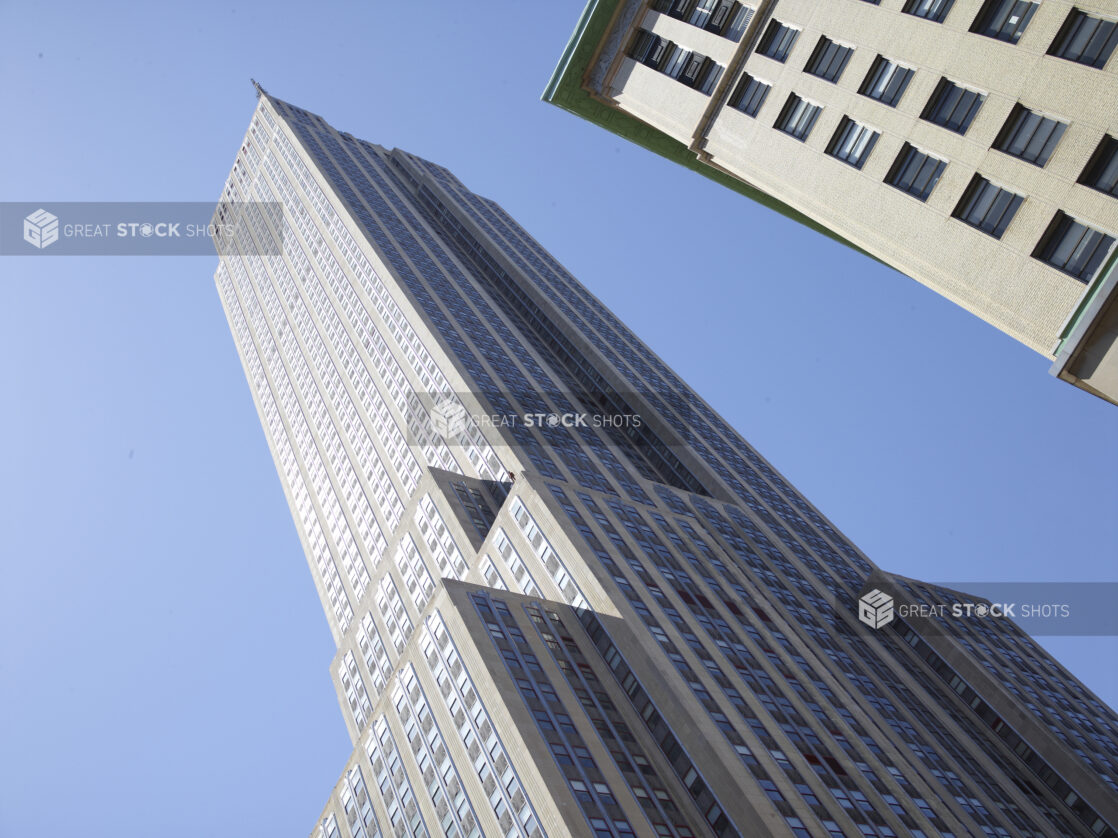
top-left (250, 78), bottom-right (268, 99)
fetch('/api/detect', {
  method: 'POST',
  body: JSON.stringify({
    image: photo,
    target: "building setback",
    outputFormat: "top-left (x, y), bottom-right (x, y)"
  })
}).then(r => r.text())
top-left (213, 89), bottom-right (1118, 837)
top-left (544, 0), bottom-right (1118, 404)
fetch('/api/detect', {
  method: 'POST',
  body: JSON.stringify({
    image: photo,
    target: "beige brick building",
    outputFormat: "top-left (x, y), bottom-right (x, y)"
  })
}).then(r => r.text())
top-left (545, 0), bottom-right (1118, 403)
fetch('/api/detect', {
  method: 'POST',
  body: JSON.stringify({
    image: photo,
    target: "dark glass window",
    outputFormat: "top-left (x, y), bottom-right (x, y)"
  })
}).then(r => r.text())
top-left (629, 30), bottom-right (672, 69)
top-left (885, 145), bottom-right (947, 202)
top-left (993, 105), bottom-right (1067, 167)
top-left (1033, 212), bottom-right (1115, 282)
top-left (729, 73), bottom-right (771, 117)
top-left (804, 37), bottom-right (854, 82)
top-left (971, 0), bottom-right (1039, 43)
top-left (921, 78), bottom-right (986, 134)
top-left (1048, 9), bottom-right (1118, 68)
top-left (953, 175), bottom-right (1024, 238)
top-left (826, 117), bottom-right (880, 169)
top-left (859, 56), bottom-right (914, 106)
top-left (774, 94), bottom-right (821, 141)
top-left (903, 0), bottom-right (955, 23)
top-left (758, 20), bottom-right (799, 62)
top-left (1079, 135), bottom-right (1118, 197)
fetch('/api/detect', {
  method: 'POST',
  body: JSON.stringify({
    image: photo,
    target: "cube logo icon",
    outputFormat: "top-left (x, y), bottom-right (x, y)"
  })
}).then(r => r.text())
top-left (859, 589), bottom-right (894, 629)
top-left (23, 209), bottom-right (59, 249)
top-left (431, 398), bottom-right (468, 439)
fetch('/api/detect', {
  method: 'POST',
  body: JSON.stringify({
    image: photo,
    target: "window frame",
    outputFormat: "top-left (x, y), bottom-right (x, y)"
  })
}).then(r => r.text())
top-left (729, 73), bottom-right (772, 117)
top-left (992, 104), bottom-right (1067, 167)
top-left (952, 174), bottom-right (1024, 239)
top-left (970, 0), bottom-right (1039, 44)
top-left (859, 55), bottom-right (915, 107)
top-left (1033, 211), bottom-right (1116, 282)
top-left (804, 36), bottom-right (855, 83)
top-left (1047, 8), bottom-right (1118, 69)
top-left (825, 117), bottom-right (881, 170)
top-left (1078, 135), bottom-right (1118, 198)
top-left (903, 0), bottom-right (955, 23)
top-left (921, 77), bottom-right (986, 135)
top-left (885, 143), bottom-right (948, 201)
top-left (774, 93), bottom-right (822, 141)
top-left (757, 19), bottom-right (800, 63)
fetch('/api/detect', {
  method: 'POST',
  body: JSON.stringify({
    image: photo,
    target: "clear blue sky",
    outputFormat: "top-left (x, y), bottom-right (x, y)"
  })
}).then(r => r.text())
top-left (1, 2), bottom-right (1115, 836)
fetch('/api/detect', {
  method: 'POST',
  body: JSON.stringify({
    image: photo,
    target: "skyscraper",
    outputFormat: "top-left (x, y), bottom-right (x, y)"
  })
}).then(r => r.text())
top-left (544, 0), bottom-right (1118, 404)
top-left (214, 89), bottom-right (1118, 838)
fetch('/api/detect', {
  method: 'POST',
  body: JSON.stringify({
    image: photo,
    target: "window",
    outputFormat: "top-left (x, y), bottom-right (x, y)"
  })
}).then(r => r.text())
top-left (680, 52), bottom-right (723, 93)
top-left (1033, 212), bottom-right (1115, 282)
top-left (993, 104), bottom-right (1067, 166)
top-left (1048, 9), bottom-right (1118, 68)
top-left (903, 0), bottom-right (955, 23)
top-left (971, 0), bottom-right (1039, 43)
top-left (859, 55), bottom-right (914, 106)
top-left (826, 117), bottom-right (880, 169)
top-left (729, 73), bottom-right (771, 117)
top-left (629, 30), bottom-right (672, 69)
top-left (758, 20), bottom-right (799, 62)
top-left (774, 93), bottom-right (822, 141)
top-left (805, 37), bottom-right (854, 83)
top-left (953, 175), bottom-right (1023, 238)
top-left (922, 78), bottom-right (985, 134)
top-left (1079, 135), bottom-right (1118, 197)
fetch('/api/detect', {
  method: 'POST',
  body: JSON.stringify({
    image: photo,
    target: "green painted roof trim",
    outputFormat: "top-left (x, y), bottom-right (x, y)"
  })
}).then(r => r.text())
top-left (542, 0), bottom-right (871, 258)
top-left (1052, 248), bottom-right (1118, 357)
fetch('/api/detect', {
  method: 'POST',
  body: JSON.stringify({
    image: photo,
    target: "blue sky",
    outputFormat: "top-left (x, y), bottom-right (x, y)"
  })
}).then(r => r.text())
top-left (1, 2), bottom-right (1115, 835)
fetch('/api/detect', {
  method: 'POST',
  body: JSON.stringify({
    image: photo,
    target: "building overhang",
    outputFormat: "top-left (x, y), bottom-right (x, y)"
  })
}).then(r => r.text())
top-left (1050, 252), bottom-right (1118, 406)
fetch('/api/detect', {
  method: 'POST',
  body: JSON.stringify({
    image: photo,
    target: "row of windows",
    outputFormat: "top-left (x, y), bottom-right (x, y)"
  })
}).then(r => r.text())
top-left (901, 0), bottom-right (1118, 70)
top-left (663, 0), bottom-right (1117, 70)
top-left (629, 29), bottom-right (724, 94)
top-left (651, 0), bottom-right (755, 43)
top-left (760, 6), bottom-right (1116, 90)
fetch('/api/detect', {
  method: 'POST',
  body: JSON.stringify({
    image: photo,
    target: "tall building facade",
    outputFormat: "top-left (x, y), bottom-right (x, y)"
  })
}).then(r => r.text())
top-left (544, 0), bottom-right (1118, 404)
top-left (213, 89), bottom-right (1118, 838)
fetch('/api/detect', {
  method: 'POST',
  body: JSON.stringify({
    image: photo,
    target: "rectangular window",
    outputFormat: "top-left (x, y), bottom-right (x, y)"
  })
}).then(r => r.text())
top-left (1033, 212), bottom-right (1115, 281)
top-left (993, 104), bottom-right (1067, 166)
top-left (774, 93), bottom-right (822, 141)
top-left (805, 37), bottom-right (854, 83)
top-left (1079, 135), bottom-right (1118, 197)
top-left (729, 73), bottom-right (771, 117)
top-left (859, 55), bottom-right (915, 106)
top-left (723, 5), bottom-right (755, 41)
top-left (678, 52), bottom-right (723, 93)
top-left (903, 0), bottom-right (955, 23)
top-left (1048, 9), bottom-right (1118, 68)
top-left (758, 20), bottom-right (799, 62)
top-left (970, 0), bottom-right (1039, 43)
top-left (826, 117), bottom-right (880, 169)
top-left (921, 78), bottom-right (985, 134)
top-left (953, 175), bottom-right (1024, 238)
top-left (886, 144), bottom-right (948, 201)
top-left (629, 30), bottom-right (672, 69)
